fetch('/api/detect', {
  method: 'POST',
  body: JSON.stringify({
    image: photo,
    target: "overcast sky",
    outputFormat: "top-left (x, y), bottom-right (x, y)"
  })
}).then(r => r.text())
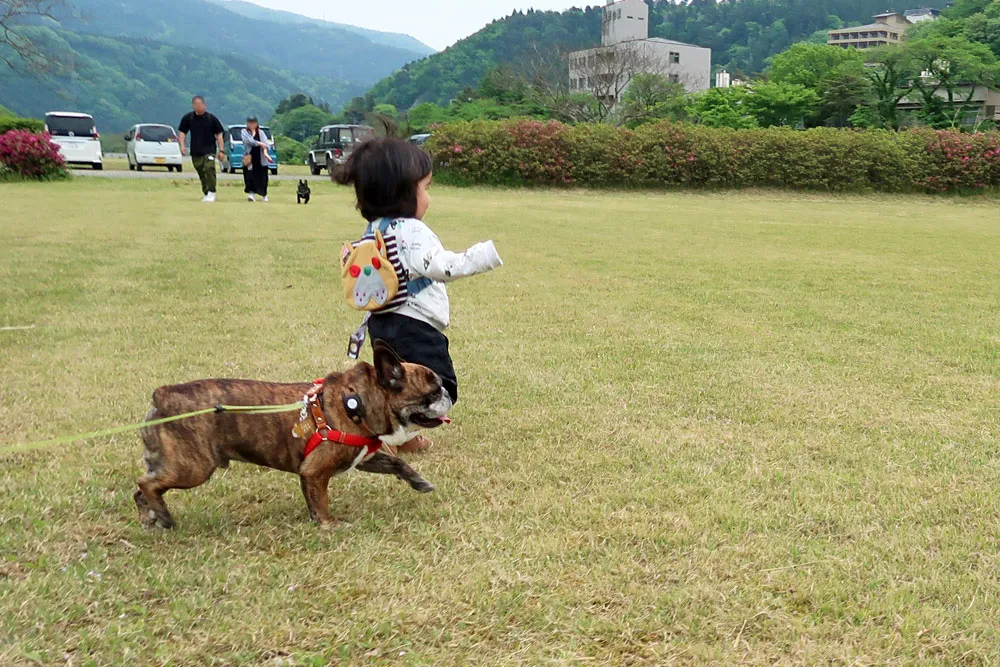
top-left (239, 0), bottom-right (583, 50)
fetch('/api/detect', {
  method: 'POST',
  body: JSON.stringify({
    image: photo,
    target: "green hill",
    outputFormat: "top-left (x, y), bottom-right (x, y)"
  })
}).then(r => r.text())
top-left (365, 8), bottom-right (602, 109)
top-left (0, 27), bottom-right (355, 131)
top-left (63, 0), bottom-right (429, 87)
top-left (365, 0), bottom-right (949, 110)
top-left (206, 0), bottom-right (435, 56)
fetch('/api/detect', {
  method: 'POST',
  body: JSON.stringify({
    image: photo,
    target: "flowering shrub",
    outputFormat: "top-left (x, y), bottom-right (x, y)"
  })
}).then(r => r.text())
top-left (0, 130), bottom-right (67, 180)
top-left (427, 121), bottom-right (1000, 194)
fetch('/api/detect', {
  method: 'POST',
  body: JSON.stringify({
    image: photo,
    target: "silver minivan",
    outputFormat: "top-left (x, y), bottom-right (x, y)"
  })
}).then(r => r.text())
top-left (44, 112), bottom-right (104, 170)
top-left (124, 124), bottom-right (183, 172)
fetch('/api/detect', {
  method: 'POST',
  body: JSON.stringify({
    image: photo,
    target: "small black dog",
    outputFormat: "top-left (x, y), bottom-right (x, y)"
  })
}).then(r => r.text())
top-left (297, 180), bottom-right (311, 205)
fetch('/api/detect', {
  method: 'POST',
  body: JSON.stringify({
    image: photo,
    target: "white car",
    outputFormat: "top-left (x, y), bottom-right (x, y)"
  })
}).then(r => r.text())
top-left (44, 111), bottom-right (103, 170)
top-left (124, 124), bottom-right (183, 172)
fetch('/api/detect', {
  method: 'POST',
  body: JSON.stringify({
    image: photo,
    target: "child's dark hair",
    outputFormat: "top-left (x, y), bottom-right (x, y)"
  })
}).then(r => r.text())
top-left (332, 137), bottom-right (432, 221)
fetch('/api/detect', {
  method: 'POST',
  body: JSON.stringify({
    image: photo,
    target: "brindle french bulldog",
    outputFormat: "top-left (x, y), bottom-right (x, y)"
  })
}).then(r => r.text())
top-left (134, 341), bottom-right (451, 529)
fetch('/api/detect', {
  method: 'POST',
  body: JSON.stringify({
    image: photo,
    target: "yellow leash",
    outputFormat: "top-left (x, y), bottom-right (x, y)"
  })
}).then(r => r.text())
top-left (0, 402), bottom-right (305, 457)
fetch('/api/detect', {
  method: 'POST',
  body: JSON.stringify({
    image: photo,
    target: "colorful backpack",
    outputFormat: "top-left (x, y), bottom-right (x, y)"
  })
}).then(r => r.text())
top-left (341, 218), bottom-right (433, 313)
top-left (341, 230), bottom-right (400, 311)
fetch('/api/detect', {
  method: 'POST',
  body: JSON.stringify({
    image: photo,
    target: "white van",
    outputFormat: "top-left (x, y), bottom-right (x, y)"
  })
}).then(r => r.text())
top-left (124, 124), bottom-right (183, 172)
top-left (44, 112), bottom-right (103, 170)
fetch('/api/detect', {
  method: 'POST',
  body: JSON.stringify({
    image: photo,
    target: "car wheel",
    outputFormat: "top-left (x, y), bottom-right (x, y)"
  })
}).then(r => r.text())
top-left (93, 163), bottom-right (103, 171)
top-left (128, 161), bottom-right (135, 171)
top-left (177, 165), bottom-right (183, 173)
top-left (326, 155), bottom-right (335, 173)
top-left (136, 164), bottom-right (143, 172)
top-left (167, 166), bottom-right (174, 173)
top-left (309, 157), bottom-right (321, 176)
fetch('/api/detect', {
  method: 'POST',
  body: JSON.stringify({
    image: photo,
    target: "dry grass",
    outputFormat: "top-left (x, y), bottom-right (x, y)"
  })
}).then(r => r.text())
top-left (2, 177), bottom-right (1000, 665)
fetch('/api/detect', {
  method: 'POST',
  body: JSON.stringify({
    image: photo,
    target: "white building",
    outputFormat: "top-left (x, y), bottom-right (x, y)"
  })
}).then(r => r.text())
top-left (568, 0), bottom-right (711, 105)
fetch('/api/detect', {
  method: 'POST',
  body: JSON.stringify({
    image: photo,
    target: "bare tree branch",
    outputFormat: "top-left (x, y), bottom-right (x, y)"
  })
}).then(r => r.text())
top-left (0, 0), bottom-right (70, 74)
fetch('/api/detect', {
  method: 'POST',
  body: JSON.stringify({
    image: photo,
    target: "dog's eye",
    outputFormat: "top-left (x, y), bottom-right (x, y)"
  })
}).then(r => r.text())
top-left (349, 265), bottom-right (361, 278)
top-left (371, 257), bottom-right (382, 270)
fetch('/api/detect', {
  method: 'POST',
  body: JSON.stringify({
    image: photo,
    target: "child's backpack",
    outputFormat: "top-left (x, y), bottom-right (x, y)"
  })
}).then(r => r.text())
top-left (340, 218), bottom-right (432, 313)
top-left (341, 229), bottom-right (400, 311)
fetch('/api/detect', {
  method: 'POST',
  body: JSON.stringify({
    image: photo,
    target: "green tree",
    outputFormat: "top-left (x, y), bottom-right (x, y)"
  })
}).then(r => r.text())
top-left (945, 0), bottom-right (992, 20)
top-left (620, 73), bottom-right (688, 127)
top-left (744, 81), bottom-right (820, 127)
top-left (269, 104), bottom-right (335, 143)
top-left (858, 47), bottom-right (915, 129)
top-left (407, 102), bottom-right (450, 132)
top-left (818, 63), bottom-right (872, 126)
top-left (768, 42), bottom-right (864, 89)
top-left (904, 36), bottom-right (1000, 127)
top-left (691, 87), bottom-right (758, 129)
top-left (274, 93), bottom-right (313, 116)
top-left (273, 134), bottom-right (308, 165)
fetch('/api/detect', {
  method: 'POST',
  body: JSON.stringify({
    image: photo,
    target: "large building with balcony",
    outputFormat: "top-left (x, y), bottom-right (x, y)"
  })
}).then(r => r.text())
top-left (827, 9), bottom-right (939, 50)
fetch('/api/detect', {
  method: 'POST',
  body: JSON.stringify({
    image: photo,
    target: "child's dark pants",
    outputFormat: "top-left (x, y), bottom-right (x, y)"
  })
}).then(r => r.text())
top-left (368, 313), bottom-right (458, 405)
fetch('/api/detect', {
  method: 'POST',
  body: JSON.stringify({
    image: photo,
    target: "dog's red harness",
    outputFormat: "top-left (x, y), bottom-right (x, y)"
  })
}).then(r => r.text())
top-left (301, 380), bottom-right (382, 459)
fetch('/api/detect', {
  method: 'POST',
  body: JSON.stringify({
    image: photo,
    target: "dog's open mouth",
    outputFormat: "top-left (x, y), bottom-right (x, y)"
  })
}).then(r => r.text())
top-left (410, 415), bottom-right (451, 429)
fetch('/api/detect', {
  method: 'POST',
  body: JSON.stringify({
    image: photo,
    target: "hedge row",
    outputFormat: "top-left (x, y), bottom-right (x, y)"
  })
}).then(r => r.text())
top-left (426, 120), bottom-right (1000, 193)
top-left (0, 116), bottom-right (45, 135)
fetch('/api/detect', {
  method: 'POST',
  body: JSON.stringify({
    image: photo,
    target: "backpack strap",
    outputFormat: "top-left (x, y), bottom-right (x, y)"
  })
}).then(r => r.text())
top-left (408, 276), bottom-right (432, 295)
top-left (362, 218), bottom-right (433, 297)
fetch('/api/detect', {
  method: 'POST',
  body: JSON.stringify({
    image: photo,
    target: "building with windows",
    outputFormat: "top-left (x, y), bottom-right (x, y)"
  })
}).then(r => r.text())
top-left (827, 9), bottom-right (938, 50)
top-left (567, 0), bottom-right (710, 104)
top-left (897, 85), bottom-right (1000, 126)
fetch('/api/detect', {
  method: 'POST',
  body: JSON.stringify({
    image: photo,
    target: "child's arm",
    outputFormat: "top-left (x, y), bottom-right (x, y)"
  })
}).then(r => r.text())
top-left (404, 221), bottom-right (502, 283)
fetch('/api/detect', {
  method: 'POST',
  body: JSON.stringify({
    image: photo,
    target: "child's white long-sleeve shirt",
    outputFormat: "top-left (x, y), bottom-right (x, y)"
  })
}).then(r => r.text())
top-left (391, 218), bottom-right (502, 331)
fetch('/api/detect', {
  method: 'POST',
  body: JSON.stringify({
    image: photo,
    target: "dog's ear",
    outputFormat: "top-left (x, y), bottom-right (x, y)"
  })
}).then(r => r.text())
top-left (372, 339), bottom-right (405, 391)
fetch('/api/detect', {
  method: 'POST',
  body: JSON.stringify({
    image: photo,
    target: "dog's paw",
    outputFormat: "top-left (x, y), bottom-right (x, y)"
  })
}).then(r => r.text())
top-left (412, 480), bottom-right (435, 494)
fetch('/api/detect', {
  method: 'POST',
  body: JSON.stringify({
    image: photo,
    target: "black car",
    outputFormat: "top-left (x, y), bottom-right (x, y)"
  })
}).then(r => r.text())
top-left (306, 124), bottom-right (374, 175)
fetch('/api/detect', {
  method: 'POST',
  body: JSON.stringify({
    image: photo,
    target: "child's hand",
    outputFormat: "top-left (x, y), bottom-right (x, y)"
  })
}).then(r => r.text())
top-left (470, 240), bottom-right (503, 272)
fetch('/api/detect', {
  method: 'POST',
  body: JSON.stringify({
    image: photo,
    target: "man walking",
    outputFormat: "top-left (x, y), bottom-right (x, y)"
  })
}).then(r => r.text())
top-left (178, 96), bottom-right (225, 203)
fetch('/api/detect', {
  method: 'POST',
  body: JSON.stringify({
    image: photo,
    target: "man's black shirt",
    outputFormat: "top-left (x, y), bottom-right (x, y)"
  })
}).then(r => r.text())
top-left (178, 111), bottom-right (224, 157)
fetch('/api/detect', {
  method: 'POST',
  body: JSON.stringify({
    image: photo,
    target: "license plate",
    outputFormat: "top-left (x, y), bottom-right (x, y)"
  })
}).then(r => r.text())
top-left (155, 158), bottom-right (166, 164)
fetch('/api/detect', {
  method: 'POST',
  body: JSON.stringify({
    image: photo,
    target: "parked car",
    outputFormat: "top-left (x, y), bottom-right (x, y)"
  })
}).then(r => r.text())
top-left (221, 125), bottom-right (278, 175)
top-left (124, 124), bottom-right (183, 172)
top-left (307, 124), bottom-right (374, 175)
top-left (44, 111), bottom-right (103, 170)
top-left (409, 133), bottom-right (432, 146)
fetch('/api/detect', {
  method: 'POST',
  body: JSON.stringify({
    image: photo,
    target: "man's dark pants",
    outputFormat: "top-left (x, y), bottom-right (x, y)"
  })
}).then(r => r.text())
top-left (191, 155), bottom-right (217, 195)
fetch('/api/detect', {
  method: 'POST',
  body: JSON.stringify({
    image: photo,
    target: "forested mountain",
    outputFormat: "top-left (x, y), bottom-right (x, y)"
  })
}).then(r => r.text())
top-left (0, 0), bottom-right (431, 131)
top-left (364, 8), bottom-right (602, 109)
top-left (0, 28), bottom-right (354, 131)
top-left (207, 0), bottom-right (435, 56)
top-left (652, 0), bottom-right (949, 74)
top-left (364, 0), bottom-right (950, 110)
top-left (63, 0), bottom-right (430, 86)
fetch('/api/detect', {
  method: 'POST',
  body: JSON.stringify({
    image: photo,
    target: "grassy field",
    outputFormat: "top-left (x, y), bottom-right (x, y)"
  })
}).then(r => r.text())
top-left (2, 176), bottom-right (1000, 665)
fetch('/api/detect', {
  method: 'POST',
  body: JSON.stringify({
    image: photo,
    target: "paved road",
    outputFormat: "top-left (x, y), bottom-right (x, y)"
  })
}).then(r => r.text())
top-left (72, 169), bottom-right (327, 183)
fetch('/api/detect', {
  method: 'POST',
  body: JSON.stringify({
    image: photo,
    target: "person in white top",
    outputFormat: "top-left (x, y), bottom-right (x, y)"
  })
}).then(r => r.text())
top-left (334, 138), bottom-right (503, 453)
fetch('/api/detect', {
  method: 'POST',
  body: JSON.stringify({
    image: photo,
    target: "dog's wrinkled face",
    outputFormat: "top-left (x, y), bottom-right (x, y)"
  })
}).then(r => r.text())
top-left (298, 180), bottom-right (311, 195)
top-left (372, 341), bottom-right (451, 431)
